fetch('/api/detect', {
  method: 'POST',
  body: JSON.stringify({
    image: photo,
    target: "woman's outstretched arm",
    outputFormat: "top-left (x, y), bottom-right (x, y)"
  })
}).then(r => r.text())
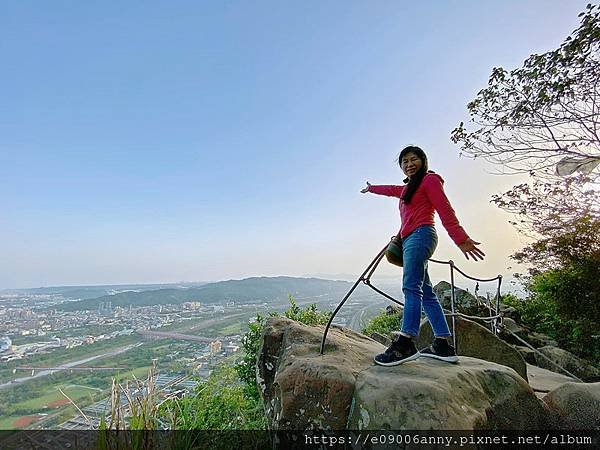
top-left (360, 181), bottom-right (404, 198)
top-left (423, 174), bottom-right (485, 261)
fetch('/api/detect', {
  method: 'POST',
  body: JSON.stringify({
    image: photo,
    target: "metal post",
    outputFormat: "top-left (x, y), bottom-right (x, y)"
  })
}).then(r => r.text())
top-left (320, 243), bottom-right (504, 358)
top-left (486, 291), bottom-right (494, 334)
top-left (319, 243), bottom-right (388, 354)
top-left (449, 261), bottom-right (457, 353)
top-left (494, 275), bottom-right (503, 335)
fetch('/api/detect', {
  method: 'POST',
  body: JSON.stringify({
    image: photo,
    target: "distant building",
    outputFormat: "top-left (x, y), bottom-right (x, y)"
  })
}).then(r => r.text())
top-left (209, 340), bottom-right (222, 356)
top-left (196, 365), bottom-right (212, 379)
top-left (98, 301), bottom-right (114, 315)
top-left (0, 336), bottom-right (11, 353)
top-left (224, 344), bottom-right (239, 355)
top-left (21, 320), bottom-right (39, 331)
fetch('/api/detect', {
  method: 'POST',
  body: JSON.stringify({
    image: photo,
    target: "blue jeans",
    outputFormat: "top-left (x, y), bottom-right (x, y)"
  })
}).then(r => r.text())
top-left (400, 225), bottom-right (451, 337)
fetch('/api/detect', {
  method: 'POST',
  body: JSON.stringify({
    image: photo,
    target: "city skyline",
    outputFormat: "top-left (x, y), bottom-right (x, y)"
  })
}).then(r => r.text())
top-left (1, 1), bottom-right (591, 289)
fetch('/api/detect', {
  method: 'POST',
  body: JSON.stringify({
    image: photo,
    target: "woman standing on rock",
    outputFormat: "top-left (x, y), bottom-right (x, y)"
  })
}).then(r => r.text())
top-left (361, 145), bottom-right (485, 366)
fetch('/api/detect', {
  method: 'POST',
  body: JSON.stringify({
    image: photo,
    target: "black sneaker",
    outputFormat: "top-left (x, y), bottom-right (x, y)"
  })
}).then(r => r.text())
top-left (374, 335), bottom-right (419, 366)
top-left (420, 337), bottom-right (458, 363)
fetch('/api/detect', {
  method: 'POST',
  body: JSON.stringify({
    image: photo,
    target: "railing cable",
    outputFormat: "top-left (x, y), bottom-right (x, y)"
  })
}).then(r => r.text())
top-left (319, 239), bottom-right (582, 383)
top-left (320, 238), bottom-right (501, 354)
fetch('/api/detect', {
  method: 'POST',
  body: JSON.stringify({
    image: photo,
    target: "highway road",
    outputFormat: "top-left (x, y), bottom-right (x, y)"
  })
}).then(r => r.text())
top-left (348, 299), bottom-right (387, 331)
top-left (0, 343), bottom-right (142, 391)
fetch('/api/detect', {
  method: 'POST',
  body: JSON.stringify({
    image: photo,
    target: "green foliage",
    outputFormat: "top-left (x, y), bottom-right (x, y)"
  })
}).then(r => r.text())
top-left (528, 264), bottom-right (600, 363)
top-left (501, 259), bottom-right (600, 365)
top-left (452, 4), bottom-right (600, 183)
top-left (283, 295), bottom-right (332, 326)
top-left (512, 214), bottom-right (600, 273)
top-left (235, 295), bottom-right (331, 399)
top-left (501, 293), bottom-right (559, 339)
top-left (519, 215), bottom-right (599, 364)
top-left (362, 310), bottom-right (401, 337)
top-left (235, 313), bottom-right (273, 399)
top-left (159, 365), bottom-right (266, 431)
top-left (162, 296), bottom-right (331, 432)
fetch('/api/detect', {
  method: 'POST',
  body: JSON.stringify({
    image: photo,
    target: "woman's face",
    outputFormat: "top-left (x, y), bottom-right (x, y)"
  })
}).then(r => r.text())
top-left (400, 152), bottom-right (423, 179)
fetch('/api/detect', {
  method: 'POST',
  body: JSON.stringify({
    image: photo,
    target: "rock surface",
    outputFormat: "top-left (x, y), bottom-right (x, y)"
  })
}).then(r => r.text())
top-left (258, 318), bottom-right (378, 430)
top-left (349, 357), bottom-right (543, 430)
top-left (543, 382), bottom-right (600, 429)
top-left (414, 316), bottom-right (528, 381)
top-left (497, 318), bottom-right (559, 348)
top-left (523, 331), bottom-right (559, 348)
top-left (433, 281), bottom-right (490, 317)
top-left (526, 363), bottom-right (581, 396)
top-left (258, 317), bottom-right (551, 430)
top-left (535, 346), bottom-right (600, 382)
top-left (514, 345), bottom-right (537, 365)
top-left (498, 304), bottom-right (521, 323)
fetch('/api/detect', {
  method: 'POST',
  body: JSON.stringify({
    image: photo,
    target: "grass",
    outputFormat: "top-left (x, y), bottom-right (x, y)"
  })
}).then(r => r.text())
top-left (156, 316), bottom-right (210, 333)
top-left (12, 386), bottom-right (94, 410)
top-left (119, 366), bottom-right (152, 380)
top-left (200, 313), bottom-right (256, 337)
top-left (0, 415), bottom-right (22, 429)
top-left (219, 321), bottom-right (244, 335)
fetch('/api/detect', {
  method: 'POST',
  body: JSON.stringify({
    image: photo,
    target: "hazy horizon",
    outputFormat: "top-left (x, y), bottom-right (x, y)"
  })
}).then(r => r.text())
top-left (2, 1), bottom-right (590, 290)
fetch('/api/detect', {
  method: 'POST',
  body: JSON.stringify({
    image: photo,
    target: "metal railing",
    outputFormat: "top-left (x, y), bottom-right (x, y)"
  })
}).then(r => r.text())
top-left (318, 237), bottom-right (583, 382)
top-left (320, 238), bottom-right (502, 354)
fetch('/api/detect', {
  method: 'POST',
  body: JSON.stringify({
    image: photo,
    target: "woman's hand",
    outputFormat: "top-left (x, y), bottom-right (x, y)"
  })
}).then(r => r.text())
top-left (458, 238), bottom-right (485, 261)
top-left (360, 181), bottom-right (371, 193)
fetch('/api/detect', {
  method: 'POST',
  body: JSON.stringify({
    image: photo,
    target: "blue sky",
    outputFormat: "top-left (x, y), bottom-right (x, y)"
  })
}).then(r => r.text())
top-left (1, 1), bottom-right (591, 289)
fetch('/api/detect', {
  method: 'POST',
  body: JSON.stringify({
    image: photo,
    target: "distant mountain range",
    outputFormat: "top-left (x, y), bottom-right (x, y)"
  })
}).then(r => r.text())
top-left (54, 277), bottom-right (352, 312)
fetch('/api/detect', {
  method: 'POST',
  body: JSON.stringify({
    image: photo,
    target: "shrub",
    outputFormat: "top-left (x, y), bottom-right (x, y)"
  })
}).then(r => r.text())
top-left (235, 313), bottom-right (273, 399)
top-left (362, 310), bottom-right (401, 338)
top-left (159, 365), bottom-right (266, 431)
top-left (501, 293), bottom-right (559, 339)
top-left (528, 263), bottom-right (600, 363)
top-left (161, 295), bottom-right (332, 432)
top-left (235, 295), bottom-right (331, 399)
top-left (501, 266), bottom-right (600, 365)
top-left (283, 296), bottom-right (331, 326)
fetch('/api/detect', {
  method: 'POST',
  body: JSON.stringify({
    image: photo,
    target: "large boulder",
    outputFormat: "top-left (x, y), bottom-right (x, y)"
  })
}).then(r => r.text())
top-left (523, 331), bottom-right (558, 348)
top-left (368, 331), bottom-right (390, 346)
top-left (414, 316), bottom-right (528, 380)
top-left (543, 382), bottom-right (600, 429)
top-left (498, 317), bottom-right (531, 346)
top-left (258, 317), bottom-right (378, 430)
top-left (527, 363), bottom-right (581, 399)
top-left (258, 317), bottom-right (550, 430)
top-left (349, 358), bottom-right (543, 430)
top-left (535, 346), bottom-right (600, 382)
top-left (498, 318), bottom-right (556, 348)
top-left (499, 304), bottom-right (521, 323)
top-left (514, 345), bottom-right (537, 365)
top-left (433, 281), bottom-right (490, 317)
